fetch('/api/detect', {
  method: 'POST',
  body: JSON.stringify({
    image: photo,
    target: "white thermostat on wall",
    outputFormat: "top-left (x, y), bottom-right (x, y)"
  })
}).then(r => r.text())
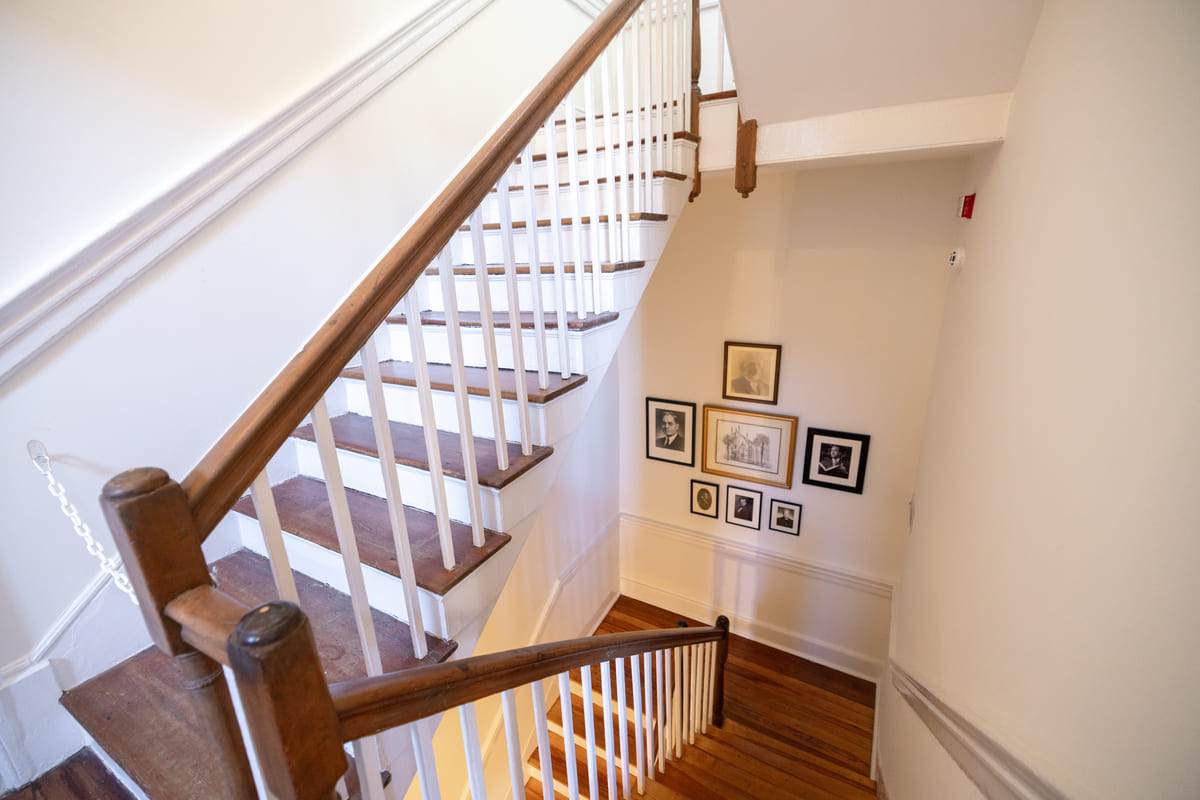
top-left (948, 248), bottom-right (966, 270)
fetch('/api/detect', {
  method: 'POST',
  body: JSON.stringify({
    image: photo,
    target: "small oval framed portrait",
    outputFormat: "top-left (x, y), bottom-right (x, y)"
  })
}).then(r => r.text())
top-left (690, 479), bottom-right (719, 518)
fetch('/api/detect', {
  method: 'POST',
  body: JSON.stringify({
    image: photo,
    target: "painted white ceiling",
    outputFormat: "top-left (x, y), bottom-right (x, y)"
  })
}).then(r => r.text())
top-left (720, 0), bottom-right (1043, 125)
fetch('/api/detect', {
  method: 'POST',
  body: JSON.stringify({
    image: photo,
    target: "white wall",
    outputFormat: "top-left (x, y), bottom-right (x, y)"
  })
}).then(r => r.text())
top-left (880, 0), bottom-right (1200, 797)
top-left (407, 365), bottom-right (622, 800)
top-left (0, 0), bottom-right (590, 787)
top-left (616, 162), bottom-right (966, 677)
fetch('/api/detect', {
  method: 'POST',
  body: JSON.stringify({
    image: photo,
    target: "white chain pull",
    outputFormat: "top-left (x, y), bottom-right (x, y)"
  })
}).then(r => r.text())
top-left (28, 440), bottom-right (139, 606)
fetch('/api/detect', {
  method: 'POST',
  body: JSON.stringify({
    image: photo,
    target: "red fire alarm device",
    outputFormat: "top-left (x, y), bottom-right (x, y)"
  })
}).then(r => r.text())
top-left (958, 193), bottom-right (976, 219)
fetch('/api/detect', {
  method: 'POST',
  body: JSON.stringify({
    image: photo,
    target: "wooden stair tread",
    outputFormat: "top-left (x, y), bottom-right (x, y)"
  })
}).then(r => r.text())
top-left (61, 550), bottom-right (452, 799)
top-left (525, 131), bottom-right (699, 163)
top-left (341, 360), bottom-right (588, 404)
top-left (422, 260), bottom-right (645, 276)
top-left (457, 212), bottom-right (668, 232)
top-left (388, 310), bottom-right (619, 332)
top-left (233, 475), bottom-right (510, 596)
top-left (293, 412), bottom-right (552, 489)
top-left (0, 748), bottom-right (135, 800)
top-left (496, 172), bottom-right (686, 192)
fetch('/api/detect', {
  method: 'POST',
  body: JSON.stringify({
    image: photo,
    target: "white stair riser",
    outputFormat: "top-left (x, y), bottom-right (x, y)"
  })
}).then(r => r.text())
top-left (230, 512), bottom-right (451, 639)
top-left (505, 140), bottom-right (694, 188)
top-left (480, 178), bottom-right (670, 226)
top-left (388, 321), bottom-right (619, 376)
top-left (418, 269), bottom-right (645, 315)
top-left (534, 112), bottom-right (686, 157)
top-left (449, 218), bottom-right (671, 269)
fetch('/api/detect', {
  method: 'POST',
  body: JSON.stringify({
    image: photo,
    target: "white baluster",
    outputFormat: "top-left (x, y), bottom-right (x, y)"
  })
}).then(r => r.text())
top-left (615, 657), bottom-right (630, 798)
top-left (580, 666), bottom-right (599, 800)
top-left (411, 719), bottom-right (443, 800)
top-left (614, 28), bottom-right (632, 264)
top-left (630, 655), bottom-right (646, 794)
top-left (600, 660), bottom-right (619, 800)
top-left (599, 46), bottom-right (620, 278)
top-left (468, 209), bottom-right (509, 471)
top-left (582, 70), bottom-right (603, 317)
top-left (689, 644), bottom-right (699, 744)
top-left (657, 0), bottom-right (669, 177)
top-left (404, 292), bottom-right (457, 569)
top-left (459, 703), bottom-right (487, 800)
top-left (563, 86), bottom-right (587, 322)
top-left (630, 14), bottom-right (643, 216)
top-left (501, 689), bottom-right (526, 800)
top-left (438, 249), bottom-right (487, 547)
top-left (360, 334), bottom-right (427, 658)
top-left (352, 737), bottom-right (388, 800)
top-left (499, 172), bottom-right (535, 456)
top-left (707, 640), bottom-right (718, 727)
top-left (669, 0), bottom-right (680, 173)
top-left (521, 139), bottom-right (554, 387)
top-left (655, 649), bottom-right (666, 772)
top-left (248, 471), bottom-right (298, 603)
top-left (647, 1), bottom-right (661, 207)
top-left (540, 109), bottom-right (573, 378)
top-left (672, 645), bottom-right (682, 758)
top-left (642, 647), bottom-right (655, 780)
top-left (558, 672), bottom-right (580, 800)
top-left (531, 680), bottom-right (554, 800)
top-left (715, 6), bottom-right (727, 93)
top-left (683, 0), bottom-right (693, 139)
top-left (310, 397), bottom-right (382, 676)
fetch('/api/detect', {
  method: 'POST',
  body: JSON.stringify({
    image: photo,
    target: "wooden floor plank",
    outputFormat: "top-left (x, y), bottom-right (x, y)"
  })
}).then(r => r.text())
top-left (0, 749), bottom-right (134, 800)
top-left (526, 595), bottom-right (878, 799)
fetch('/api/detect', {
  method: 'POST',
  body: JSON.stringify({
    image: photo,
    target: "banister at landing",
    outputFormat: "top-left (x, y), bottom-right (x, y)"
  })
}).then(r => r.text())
top-left (180, 0), bottom-right (649, 540)
top-left (329, 620), bottom-right (730, 741)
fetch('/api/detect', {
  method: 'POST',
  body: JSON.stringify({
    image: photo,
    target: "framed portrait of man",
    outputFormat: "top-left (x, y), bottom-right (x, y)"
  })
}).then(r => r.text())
top-left (722, 342), bottom-right (782, 405)
top-left (645, 397), bottom-right (696, 466)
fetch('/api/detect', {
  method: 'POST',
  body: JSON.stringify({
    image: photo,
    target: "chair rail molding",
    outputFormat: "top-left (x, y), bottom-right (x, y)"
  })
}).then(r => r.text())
top-left (0, 0), bottom-right (494, 385)
top-left (890, 660), bottom-right (1071, 800)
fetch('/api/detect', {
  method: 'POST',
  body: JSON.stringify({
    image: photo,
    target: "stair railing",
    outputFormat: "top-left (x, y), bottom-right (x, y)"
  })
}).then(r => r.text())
top-left (101, 1), bottom-right (701, 797)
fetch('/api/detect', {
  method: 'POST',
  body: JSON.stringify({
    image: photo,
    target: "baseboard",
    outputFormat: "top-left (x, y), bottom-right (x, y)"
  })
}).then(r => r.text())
top-left (621, 577), bottom-right (883, 681)
top-left (0, 0), bottom-right (493, 383)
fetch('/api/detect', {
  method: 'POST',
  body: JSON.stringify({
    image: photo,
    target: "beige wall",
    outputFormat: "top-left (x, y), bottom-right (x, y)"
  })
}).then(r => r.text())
top-left (881, 0), bottom-right (1200, 796)
top-left (617, 160), bottom-right (966, 676)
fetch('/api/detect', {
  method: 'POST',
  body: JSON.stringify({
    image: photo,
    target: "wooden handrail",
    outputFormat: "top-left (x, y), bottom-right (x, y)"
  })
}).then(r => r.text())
top-left (330, 624), bottom-right (727, 741)
top-left (181, 0), bottom-right (647, 537)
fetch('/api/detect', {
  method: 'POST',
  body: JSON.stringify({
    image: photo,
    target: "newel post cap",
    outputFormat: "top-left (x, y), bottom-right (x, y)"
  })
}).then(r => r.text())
top-left (102, 467), bottom-right (171, 500)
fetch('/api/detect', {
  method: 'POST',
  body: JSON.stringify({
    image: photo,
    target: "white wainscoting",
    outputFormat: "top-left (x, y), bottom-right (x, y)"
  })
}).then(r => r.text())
top-left (618, 513), bottom-right (893, 681)
top-left (0, 0), bottom-right (493, 384)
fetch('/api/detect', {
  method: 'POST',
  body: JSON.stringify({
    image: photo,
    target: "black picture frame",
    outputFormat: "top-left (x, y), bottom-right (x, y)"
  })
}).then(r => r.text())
top-left (725, 485), bottom-right (763, 530)
top-left (768, 499), bottom-right (802, 535)
top-left (645, 397), bottom-right (696, 466)
top-left (802, 427), bottom-right (871, 494)
top-left (722, 341), bottom-right (782, 405)
top-left (690, 480), bottom-right (719, 518)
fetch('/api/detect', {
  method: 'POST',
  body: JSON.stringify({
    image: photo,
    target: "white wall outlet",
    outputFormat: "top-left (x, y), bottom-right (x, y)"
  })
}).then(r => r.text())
top-left (949, 248), bottom-right (966, 270)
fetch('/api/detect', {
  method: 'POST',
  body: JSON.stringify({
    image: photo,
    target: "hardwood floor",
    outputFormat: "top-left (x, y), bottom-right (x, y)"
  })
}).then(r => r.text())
top-left (527, 596), bottom-right (878, 799)
top-left (0, 749), bottom-right (134, 800)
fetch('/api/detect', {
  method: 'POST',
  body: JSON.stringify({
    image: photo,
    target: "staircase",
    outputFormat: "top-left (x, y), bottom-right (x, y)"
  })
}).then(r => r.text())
top-left (63, 2), bottom-right (712, 797)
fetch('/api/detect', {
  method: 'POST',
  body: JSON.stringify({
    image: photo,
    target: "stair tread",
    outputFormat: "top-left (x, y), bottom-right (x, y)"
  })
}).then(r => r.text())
top-left (233, 476), bottom-right (511, 596)
top-left (496, 172), bottom-right (687, 192)
top-left (293, 412), bottom-right (553, 489)
top-left (341, 360), bottom-right (588, 404)
top-left (388, 310), bottom-right (619, 332)
top-left (525, 131), bottom-right (699, 163)
top-left (61, 549), bottom-right (452, 799)
top-left (0, 748), bottom-right (135, 800)
top-left (422, 260), bottom-right (645, 276)
top-left (458, 212), bottom-right (668, 232)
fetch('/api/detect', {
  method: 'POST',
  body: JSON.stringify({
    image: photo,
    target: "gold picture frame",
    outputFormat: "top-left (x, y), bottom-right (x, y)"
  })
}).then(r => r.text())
top-left (701, 405), bottom-right (799, 489)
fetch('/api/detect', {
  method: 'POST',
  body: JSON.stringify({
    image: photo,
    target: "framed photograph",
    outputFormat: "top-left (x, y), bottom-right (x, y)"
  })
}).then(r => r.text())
top-left (722, 341), bottom-right (782, 405)
top-left (802, 428), bottom-right (871, 494)
top-left (701, 405), bottom-right (799, 489)
top-left (645, 397), bottom-right (696, 466)
top-left (768, 499), bottom-right (802, 535)
top-left (690, 479), bottom-right (719, 518)
top-left (725, 485), bottom-right (763, 530)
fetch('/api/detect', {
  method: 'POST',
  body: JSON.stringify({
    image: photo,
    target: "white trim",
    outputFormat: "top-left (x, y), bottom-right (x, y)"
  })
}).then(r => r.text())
top-left (0, 569), bottom-right (111, 689)
top-left (890, 661), bottom-right (1071, 800)
top-left (619, 513), bottom-right (894, 597)
top-left (563, 0), bottom-right (607, 17)
top-left (620, 576), bottom-right (882, 681)
top-left (0, 0), bottom-right (495, 384)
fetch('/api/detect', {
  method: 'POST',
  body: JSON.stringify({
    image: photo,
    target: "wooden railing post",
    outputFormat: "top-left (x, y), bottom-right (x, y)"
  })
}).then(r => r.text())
top-left (712, 615), bottom-right (730, 727)
top-left (100, 468), bottom-right (257, 799)
top-left (227, 601), bottom-right (347, 800)
top-left (688, 0), bottom-right (703, 202)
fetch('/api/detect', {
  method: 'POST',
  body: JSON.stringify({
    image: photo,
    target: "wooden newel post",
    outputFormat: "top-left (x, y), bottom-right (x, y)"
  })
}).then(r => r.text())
top-left (688, 0), bottom-right (702, 202)
top-left (227, 601), bottom-right (347, 800)
top-left (101, 468), bottom-right (257, 799)
top-left (712, 615), bottom-right (730, 727)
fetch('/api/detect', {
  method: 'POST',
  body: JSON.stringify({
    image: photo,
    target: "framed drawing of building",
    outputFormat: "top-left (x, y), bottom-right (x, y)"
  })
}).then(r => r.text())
top-left (701, 405), bottom-right (799, 489)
